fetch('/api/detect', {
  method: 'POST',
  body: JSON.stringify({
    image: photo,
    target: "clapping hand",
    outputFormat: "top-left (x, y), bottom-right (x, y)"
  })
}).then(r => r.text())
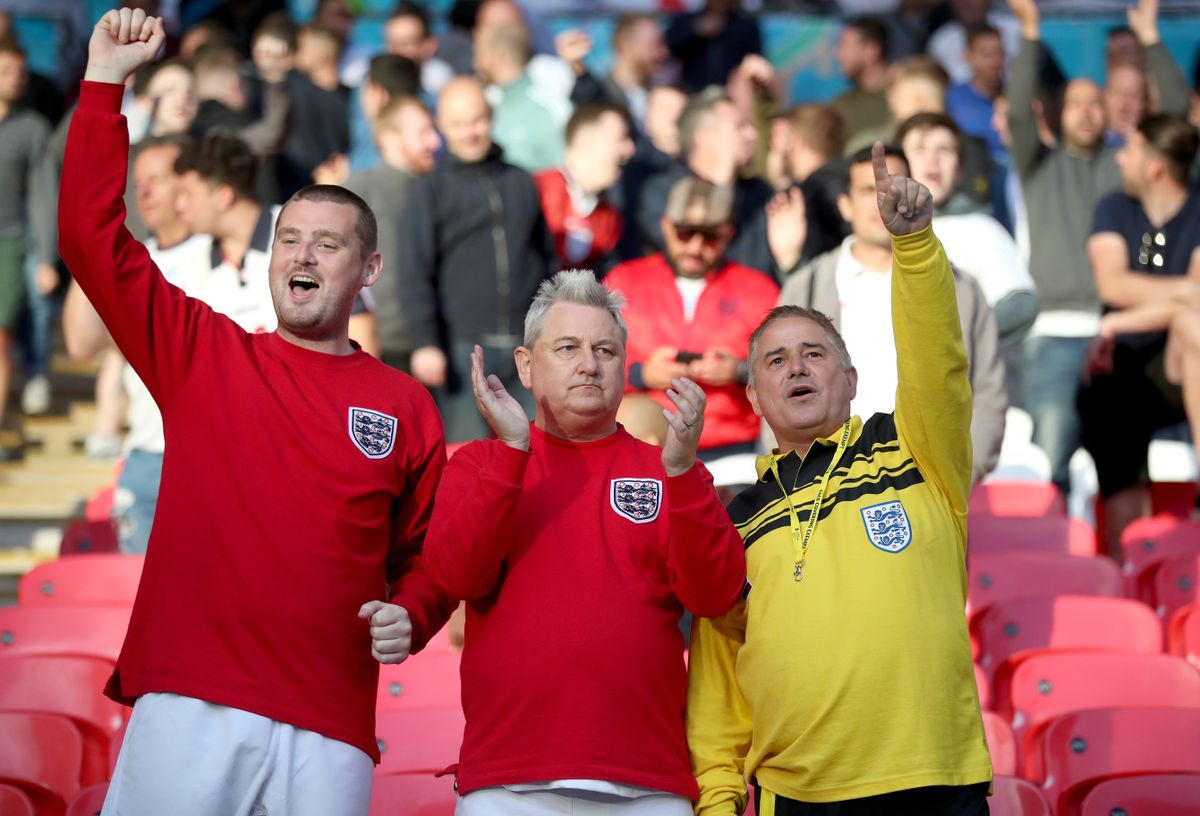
top-left (872, 141), bottom-right (933, 237)
top-left (469, 344), bottom-right (530, 451)
top-left (660, 377), bottom-right (706, 477)
top-left (85, 7), bottom-right (166, 86)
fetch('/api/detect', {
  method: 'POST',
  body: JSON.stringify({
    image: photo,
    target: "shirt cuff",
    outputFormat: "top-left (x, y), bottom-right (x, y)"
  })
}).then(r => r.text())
top-left (629, 363), bottom-right (647, 390)
top-left (78, 80), bottom-right (125, 114)
top-left (665, 460), bottom-right (712, 510)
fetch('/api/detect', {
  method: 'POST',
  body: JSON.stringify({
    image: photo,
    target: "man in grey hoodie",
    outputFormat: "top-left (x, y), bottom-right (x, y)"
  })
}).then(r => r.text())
top-left (1004, 0), bottom-right (1188, 492)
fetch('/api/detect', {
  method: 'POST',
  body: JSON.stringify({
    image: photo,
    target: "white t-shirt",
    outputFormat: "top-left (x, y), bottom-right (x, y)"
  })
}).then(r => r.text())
top-left (833, 238), bottom-right (899, 420)
top-left (674, 276), bottom-right (708, 323)
top-left (933, 211), bottom-right (1035, 308)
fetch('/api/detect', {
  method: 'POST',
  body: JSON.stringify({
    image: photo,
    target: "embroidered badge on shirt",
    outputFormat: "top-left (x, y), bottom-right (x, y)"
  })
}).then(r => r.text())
top-left (348, 407), bottom-right (397, 459)
top-left (610, 478), bottom-right (663, 523)
top-left (860, 500), bottom-right (912, 552)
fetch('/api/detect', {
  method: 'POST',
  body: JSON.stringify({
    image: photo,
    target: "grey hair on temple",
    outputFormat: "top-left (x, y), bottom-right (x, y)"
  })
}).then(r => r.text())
top-left (523, 269), bottom-right (628, 348)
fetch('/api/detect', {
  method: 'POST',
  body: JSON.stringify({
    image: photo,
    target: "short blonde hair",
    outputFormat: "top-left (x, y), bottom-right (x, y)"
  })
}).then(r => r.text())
top-left (523, 269), bottom-right (628, 347)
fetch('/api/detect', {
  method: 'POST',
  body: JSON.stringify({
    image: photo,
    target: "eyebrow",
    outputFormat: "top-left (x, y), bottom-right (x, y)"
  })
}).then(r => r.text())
top-left (276, 227), bottom-right (349, 244)
top-left (762, 341), bottom-right (826, 358)
top-left (550, 335), bottom-right (618, 346)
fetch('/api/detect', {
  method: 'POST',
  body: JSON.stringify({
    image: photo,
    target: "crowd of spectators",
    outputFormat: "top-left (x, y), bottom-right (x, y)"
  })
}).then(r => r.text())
top-left (2, 0), bottom-right (1199, 555)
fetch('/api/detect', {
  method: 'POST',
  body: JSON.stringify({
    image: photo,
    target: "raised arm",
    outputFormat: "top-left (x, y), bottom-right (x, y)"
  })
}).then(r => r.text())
top-left (873, 143), bottom-right (972, 516)
top-left (1004, 0), bottom-right (1046, 179)
top-left (1128, 0), bottom-right (1190, 117)
top-left (59, 10), bottom-right (210, 404)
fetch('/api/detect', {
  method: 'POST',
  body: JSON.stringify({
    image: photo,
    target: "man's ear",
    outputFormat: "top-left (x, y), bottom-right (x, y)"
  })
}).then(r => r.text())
top-left (837, 192), bottom-right (853, 224)
top-left (516, 345), bottom-right (532, 389)
top-left (362, 252), bottom-right (382, 288)
top-left (846, 365), bottom-right (858, 402)
top-left (746, 380), bottom-right (762, 418)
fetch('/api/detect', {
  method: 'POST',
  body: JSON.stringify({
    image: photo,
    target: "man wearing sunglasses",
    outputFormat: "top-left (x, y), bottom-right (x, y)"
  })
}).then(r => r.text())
top-left (605, 175), bottom-right (779, 461)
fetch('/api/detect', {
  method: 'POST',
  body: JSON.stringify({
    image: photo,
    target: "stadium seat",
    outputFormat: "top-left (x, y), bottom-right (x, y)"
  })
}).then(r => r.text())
top-left (0, 606), bottom-right (130, 663)
top-left (988, 776), bottom-right (1051, 816)
top-left (975, 663), bottom-right (990, 711)
top-left (1152, 553), bottom-right (1200, 626)
top-left (1119, 517), bottom-right (1200, 601)
top-left (0, 655), bottom-right (129, 786)
top-left (969, 482), bottom-right (1065, 518)
top-left (1040, 707), bottom-right (1200, 816)
top-left (968, 516), bottom-right (1097, 557)
top-left (983, 711), bottom-right (1016, 776)
top-left (369, 773), bottom-right (456, 816)
top-left (65, 782), bottom-right (108, 816)
top-left (0, 710), bottom-right (83, 816)
top-left (973, 596), bottom-right (1163, 684)
top-left (376, 653), bottom-right (461, 711)
top-left (17, 555), bottom-right (143, 608)
top-left (967, 552), bottom-right (1122, 625)
top-left (1001, 651), bottom-right (1200, 780)
top-left (0, 784), bottom-right (36, 816)
top-left (1079, 772), bottom-right (1200, 816)
top-left (57, 520), bottom-right (119, 557)
top-left (376, 707), bottom-right (465, 776)
top-left (1169, 603), bottom-right (1200, 665)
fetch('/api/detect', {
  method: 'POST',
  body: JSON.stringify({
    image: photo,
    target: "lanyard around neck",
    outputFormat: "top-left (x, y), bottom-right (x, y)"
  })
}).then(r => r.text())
top-left (768, 419), bottom-right (853, 582)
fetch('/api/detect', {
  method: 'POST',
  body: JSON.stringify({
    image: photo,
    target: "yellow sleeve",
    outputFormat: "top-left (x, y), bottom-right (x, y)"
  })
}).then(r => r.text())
top-left (890, 226), bottom-right (973, 517)
top-left (688, 604), bottom-right (753, 816)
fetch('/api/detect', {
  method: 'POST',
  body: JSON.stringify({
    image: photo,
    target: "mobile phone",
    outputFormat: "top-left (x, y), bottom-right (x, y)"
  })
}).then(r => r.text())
top-left (675, 351), bottom-right (702, 363)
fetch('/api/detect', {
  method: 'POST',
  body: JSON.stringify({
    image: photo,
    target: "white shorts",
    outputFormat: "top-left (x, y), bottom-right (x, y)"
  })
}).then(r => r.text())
top-left (456, 787), bottom-right (694, 815)
top-left (102, 692), bottom-right (374, 816)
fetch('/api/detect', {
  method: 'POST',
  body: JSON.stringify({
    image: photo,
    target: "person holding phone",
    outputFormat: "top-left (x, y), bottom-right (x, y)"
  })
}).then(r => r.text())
top-left (604, 175), bottom-right (779, 460)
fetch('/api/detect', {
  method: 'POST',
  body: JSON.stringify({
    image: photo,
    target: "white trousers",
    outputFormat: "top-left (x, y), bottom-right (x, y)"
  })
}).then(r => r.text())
top-left (102, 693), bottom-right (374, 816)
top-left (456, 788), bottom-right (694, 815)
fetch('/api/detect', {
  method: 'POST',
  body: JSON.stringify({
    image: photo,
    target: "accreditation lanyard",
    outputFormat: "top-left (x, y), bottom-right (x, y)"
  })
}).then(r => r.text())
top-left (768, 419), bottom-right (853, 582)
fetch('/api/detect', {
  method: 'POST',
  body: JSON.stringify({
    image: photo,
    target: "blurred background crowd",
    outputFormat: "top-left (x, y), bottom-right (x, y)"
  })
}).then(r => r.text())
top-left (0, 0), bottom-right (1199, 559)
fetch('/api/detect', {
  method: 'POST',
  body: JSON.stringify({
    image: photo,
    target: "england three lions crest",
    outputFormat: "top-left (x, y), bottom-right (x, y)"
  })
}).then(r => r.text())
top-left (610, 478), bottom-right (663, 524)
top-left (860, 500), bottom-right (912, 553)
top-left (349, 407), bottom-right (397, 459)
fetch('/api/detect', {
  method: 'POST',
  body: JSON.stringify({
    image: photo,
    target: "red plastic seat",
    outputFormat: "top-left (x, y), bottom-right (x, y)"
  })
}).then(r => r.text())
top-left (376, 707), bottom-right (464, 776)
top-left (970, 482), bottom-right (1065, 518)
top-left (1119, 516), bottom-right (1200, 601)
top-left (1041, 707), bottom-right (1200, 815)
top-left (369, 773), bottom-right (456, 816)
top-left (973, 596), bottom-right (1163, 684)
top-left (0, 710), bottom-right (83, 816)
top-left (968, 516), bottom-right (1097, 557)
top-left (376, 653), bottom-right (461, 711)
top-left (17, 555), bottom-right (143, 608)
top-left (0, 606), bottom-right (130, 663)
top-left (983, 711), bottom-right (1016, 777)
top-left (65, 782), bottom-right (108, 816)
top-left (57, 520), bottom-right (119, 557)
top-left (988, 776), bottom-right (1051, 816)
top-left (0, 655), bottom-right (129, 786)
top-left (967, 552), bottom-right (1122, 625)
top-left (1152, 553), bottom-right (1200, 625)
top-left (1080, 772), bottom-right (1200, 816)
top-left (1169, 602), bottom-right (1200, 665)
top-left (0, 784), bottom-right (36, 816)
top-left (1001, 651), bottom-right (1200, 781)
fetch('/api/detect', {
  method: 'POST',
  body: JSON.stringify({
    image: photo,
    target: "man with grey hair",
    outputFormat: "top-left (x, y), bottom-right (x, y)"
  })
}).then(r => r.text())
top-left (424, 268), bottom-right (746, 815)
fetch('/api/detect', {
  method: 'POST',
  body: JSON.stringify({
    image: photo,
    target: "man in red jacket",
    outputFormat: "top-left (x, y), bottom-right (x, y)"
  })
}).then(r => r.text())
top-left (605, 176), bottom-right (781, 459)
top-left (423, 269), bottom-right (746, 814)
top-left (60, 11), bottom-right (454, 814)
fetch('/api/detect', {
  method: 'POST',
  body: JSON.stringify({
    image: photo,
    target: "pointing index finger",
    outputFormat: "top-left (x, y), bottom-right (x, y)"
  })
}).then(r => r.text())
top-left (870, 141), bottom-right (891, 192)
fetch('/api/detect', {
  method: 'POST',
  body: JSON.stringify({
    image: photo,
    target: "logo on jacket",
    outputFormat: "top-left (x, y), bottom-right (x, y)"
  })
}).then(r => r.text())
top-left (349, 407), bottom-right (397, 459)
top-left (860, 500), bottom-right (912, 552)
top-left (610, 478), bottom-right (662, 523)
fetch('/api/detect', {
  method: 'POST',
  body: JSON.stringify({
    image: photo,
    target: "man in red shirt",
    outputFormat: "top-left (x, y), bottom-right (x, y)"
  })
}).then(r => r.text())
top-left (59, 11), bottom-right (454, 814)
top-left (423, 269), bottom-right (746, 814)
top-left (605, 176), bottom-right (781, 459)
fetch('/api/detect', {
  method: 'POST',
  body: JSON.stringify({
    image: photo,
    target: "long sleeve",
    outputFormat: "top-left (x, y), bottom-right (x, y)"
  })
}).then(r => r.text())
top-left (960, 276), bottom-right (1007, 484)
top-left (58, 81), bottom-right (210, 407)
top-left (891, 226), bottom-right (972, 520)
top-left (1005, 38), bottom-right (1045, 181)
top-left (238, 79), bottom-right (291, 156)
top-left (688, 606), bottom-right (753, 816)
top-left (423, 440), bottom-right (530, 602)
top-left (397, 175), bottom-right (442, 349)
top-left (1144, 42), bottom-right (1189, 117)
top-left (386, 399), bottom-right (457, 652)
top-left (28, 118), bottom-right (58, 266)
top-left (665, 462), bottom-right (746, 618)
